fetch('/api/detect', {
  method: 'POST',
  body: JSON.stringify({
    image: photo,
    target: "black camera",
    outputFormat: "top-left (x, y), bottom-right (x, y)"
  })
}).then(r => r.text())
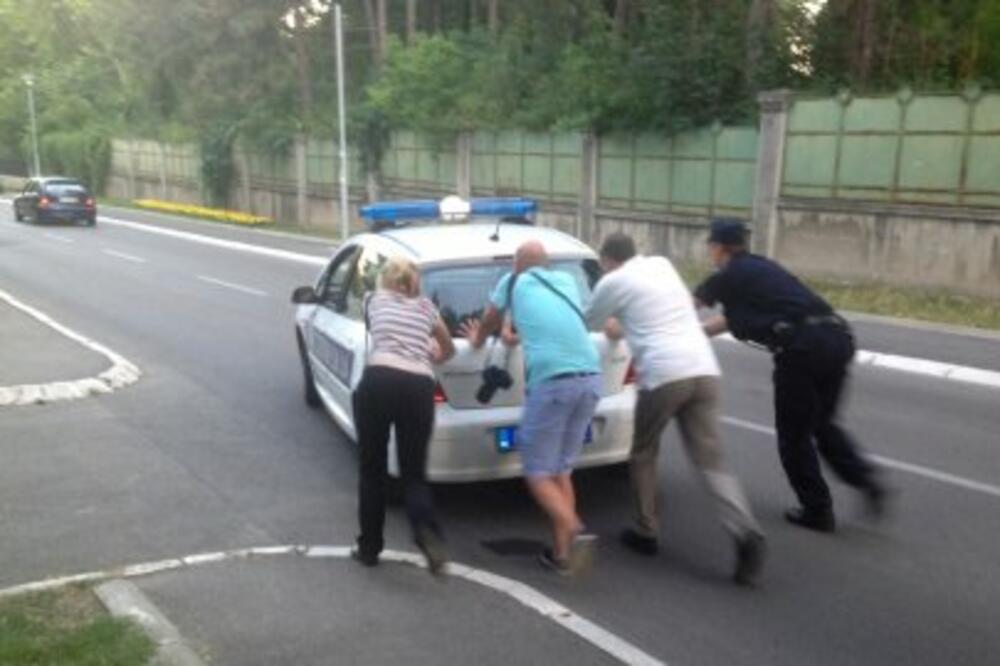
top-left (476, 365), bottom-right (514, 404)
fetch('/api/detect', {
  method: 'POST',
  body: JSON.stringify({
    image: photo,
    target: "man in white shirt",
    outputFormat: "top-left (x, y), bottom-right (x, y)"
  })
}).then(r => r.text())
top-left (586, 232), bottom-right (765, 586)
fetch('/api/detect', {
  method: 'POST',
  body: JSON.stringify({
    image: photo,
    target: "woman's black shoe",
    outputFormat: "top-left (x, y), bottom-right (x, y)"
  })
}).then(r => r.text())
top-left (784, 508), bottom-right (836, 533)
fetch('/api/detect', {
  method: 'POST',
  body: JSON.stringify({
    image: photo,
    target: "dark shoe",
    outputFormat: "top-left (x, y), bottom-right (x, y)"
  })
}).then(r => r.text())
top-left (620, 528), bottom-right (659, 556)
top-left (784, 507), bottom-right (836, 533)
top-left (415, 528), bottom-right (448, 578)
top-left (538, 548), bottom-right (573, 577)
top-left (733, 532), bottom-right (766, 586)
top-left (350, 545), bottom-right (379, 567)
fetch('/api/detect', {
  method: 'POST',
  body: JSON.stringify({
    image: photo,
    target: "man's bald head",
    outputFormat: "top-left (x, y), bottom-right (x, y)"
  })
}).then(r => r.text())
top-left (514, 240), bottom-right (548, 274)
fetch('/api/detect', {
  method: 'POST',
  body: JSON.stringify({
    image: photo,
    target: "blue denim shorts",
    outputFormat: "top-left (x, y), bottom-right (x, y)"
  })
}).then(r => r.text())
top-left (519, 373), bottom-right (602, 477)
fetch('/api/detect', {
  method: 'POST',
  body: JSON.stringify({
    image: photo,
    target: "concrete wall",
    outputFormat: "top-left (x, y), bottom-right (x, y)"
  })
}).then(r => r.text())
top-left (776, 198), bottom-right (1000, 298)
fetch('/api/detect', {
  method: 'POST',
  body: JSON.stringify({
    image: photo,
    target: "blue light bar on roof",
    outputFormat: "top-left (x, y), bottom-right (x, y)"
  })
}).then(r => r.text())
top-left (360, 200), bottom-right (440, 222)
top-left (469, 198), bottom-right (537, 217)
top-left (359, 197), bottom-right (537, 226)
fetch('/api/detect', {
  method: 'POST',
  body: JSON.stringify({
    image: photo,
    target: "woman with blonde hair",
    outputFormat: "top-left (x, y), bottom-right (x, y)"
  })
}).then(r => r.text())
top-left (352, 256), bottom-right (455, 575)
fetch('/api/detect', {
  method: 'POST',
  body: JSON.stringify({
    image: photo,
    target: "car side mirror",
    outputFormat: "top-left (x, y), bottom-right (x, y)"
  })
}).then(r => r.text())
top-left (291, 286), bottom-right (319, 304)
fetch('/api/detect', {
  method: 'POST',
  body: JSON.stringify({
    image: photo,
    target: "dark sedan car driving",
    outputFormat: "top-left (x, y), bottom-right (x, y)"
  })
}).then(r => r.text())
top-left (13, 177), bottom-right (97, 226)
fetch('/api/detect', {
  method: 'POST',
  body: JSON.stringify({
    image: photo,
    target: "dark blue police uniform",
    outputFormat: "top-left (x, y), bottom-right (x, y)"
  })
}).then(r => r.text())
top-left (696, 245), bottom-right (883, 528)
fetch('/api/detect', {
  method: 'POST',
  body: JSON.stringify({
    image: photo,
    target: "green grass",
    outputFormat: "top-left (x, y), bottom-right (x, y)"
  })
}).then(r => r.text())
top-left (0, 587), bottom-right (155, 666)
top-left (676, 262), bottom-right (1000, 332)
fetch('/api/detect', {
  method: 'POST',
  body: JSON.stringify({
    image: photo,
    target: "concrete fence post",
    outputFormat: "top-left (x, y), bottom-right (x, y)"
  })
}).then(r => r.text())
top-left (237, 143), bottom-right (253, 214)
top-left (157, 142), bottom-right (168, 200)
top-left (578, 132), bottom-right (598, 243)
top-left (295, 135), bottom-right (309, 226)
top-left (126, 140), bottom-right (137, 200)
top-left (753, 89), bottom-right (793, 258)
top-left (456, 132), bottom-right (472, 199)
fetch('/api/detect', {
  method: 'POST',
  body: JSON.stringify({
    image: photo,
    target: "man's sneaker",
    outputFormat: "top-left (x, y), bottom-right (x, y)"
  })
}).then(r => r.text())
top-left (415, 527), bottom-right (448, 578)
top-left (620, 528), bottom-right (659, 556)
top-left (568, 533), bottom-right (598, 576)
top-left (350, 545), bottom-right (379, 567)
top-left (538, 548), bottom-right (573, 576)
top-left (733, 532), bottom-right (766, 587)
top-left (784, 507), bottom-right (836, 533)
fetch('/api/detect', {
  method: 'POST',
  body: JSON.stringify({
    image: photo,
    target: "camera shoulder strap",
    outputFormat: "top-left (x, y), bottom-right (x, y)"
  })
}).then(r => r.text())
top-left (525, 270), bottom-right (587, 326)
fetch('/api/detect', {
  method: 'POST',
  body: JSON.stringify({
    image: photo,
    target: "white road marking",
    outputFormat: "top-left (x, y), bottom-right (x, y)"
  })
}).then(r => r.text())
top-left (716, 337), bottom-right (1000, 390)
top-left (43, 232), bottom-right (74, 244)
top-left (0, 545), bottom-right (666, 666)
top-left (197, 275), bottom-right (268, 297)
top-left (102, 248), bottom-right (147, 264)
top-left (0, 289), bottom-right (142, 406)
top-left (721, 416), bottom-right (1000, 499)
top-left (99, 215), bottom-right (328, 267)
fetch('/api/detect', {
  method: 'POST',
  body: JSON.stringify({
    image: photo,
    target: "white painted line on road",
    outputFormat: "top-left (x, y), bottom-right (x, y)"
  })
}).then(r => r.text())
top-left (0, 288), bottom-right (142, 407)
top-left (43, 232), bottom-right (74, 244)
top-left (98, 215), bottom-right (328, 267)
top-left (721, 416), bottom-right (1000, 500)
top-left (0, 545), bottom-right (667, 666)
top-left (102, 248), bottom-right (147, 264)
top-left (196, 275), bottom-right (268, 297)
top-left (717, 336), bottom-right (1000, 390)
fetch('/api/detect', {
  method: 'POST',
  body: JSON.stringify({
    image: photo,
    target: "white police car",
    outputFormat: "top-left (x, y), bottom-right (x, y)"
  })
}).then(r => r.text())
top-left (291, 197), bottom-right (636, 482)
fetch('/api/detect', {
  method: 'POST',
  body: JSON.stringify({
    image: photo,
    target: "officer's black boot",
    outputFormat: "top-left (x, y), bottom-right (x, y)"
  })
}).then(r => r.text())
top-left (784, 507), bottom-right (836, 533)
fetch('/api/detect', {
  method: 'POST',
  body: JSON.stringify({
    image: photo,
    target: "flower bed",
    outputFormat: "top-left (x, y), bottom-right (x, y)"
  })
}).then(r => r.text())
top-left (134, 199), bottom-right (272, 226)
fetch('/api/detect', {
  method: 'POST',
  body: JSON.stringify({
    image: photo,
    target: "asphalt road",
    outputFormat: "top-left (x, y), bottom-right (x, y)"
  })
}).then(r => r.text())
top-left (1, 204), bottom-right (998, 665)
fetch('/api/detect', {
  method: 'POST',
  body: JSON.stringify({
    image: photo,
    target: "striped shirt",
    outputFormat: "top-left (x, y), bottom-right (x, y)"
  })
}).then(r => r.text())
top-left (366, 290), bottom-right (439, 377)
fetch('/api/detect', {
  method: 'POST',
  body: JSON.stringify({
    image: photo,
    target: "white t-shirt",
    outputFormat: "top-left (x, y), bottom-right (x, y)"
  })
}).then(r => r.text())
top-left (586, 256), bottom-right (720, 390)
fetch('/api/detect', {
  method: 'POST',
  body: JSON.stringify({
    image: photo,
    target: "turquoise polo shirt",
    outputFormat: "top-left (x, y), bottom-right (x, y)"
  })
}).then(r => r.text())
top-left (490, 268), bottom-right (600, 388)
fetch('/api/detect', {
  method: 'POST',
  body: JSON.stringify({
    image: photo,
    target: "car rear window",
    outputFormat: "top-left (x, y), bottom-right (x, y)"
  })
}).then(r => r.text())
top-left (422, 258), bottom-right (601, 336)
top-left (45, 182), bottom-right (89, 198)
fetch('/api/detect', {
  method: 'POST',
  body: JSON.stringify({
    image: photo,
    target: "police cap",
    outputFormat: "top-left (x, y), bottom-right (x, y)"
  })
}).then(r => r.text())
top-left (708, 218), bottom-right (748, 246)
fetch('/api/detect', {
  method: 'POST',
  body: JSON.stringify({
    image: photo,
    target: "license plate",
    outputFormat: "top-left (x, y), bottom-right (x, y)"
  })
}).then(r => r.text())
top-left (494, 423), bottom-right (593, 454)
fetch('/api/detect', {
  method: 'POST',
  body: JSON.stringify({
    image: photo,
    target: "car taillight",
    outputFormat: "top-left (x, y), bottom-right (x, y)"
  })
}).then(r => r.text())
top-left (624, 361), bottom-right (637, 385)
top-left (84, 197), bottom-right (95, 208)
top-left (434, 382), bottom-right (448, 404)
top-left (38, 196), bottom-right (51, 208)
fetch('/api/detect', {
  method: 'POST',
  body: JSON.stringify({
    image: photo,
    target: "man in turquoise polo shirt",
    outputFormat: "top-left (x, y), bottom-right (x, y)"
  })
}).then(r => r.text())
top-left (463, 241), bottom-right (601, 576)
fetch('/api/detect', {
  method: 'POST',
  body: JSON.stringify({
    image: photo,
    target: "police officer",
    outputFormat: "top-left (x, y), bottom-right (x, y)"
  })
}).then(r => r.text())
top-left (695, 219), bottom-right (888, 532)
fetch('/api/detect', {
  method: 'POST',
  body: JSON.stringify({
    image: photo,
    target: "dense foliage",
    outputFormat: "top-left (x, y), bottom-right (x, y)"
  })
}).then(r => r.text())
top-left (2, 0), bottom-right (1000, 189)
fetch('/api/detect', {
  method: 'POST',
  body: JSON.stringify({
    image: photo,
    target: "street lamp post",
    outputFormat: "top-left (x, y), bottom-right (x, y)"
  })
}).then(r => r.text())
top-left (333, 3), bottom-right (349, 240)
top-left (22, 75), bottom-right (41, 178)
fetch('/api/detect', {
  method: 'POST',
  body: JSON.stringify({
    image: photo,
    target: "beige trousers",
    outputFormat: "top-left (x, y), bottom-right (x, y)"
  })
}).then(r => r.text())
top-left (631, 376), bottom-right (761, 539)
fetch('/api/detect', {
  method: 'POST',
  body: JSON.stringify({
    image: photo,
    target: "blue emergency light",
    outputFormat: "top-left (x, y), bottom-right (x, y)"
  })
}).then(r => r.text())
top-left (360, 197), bottom-right (537, 228)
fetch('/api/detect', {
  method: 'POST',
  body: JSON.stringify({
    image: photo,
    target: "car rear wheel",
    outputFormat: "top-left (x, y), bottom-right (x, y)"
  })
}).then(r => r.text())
top-left (13, 207), bottom-right (23, 222)
top-left (297, 330), bottom-right (322, 408)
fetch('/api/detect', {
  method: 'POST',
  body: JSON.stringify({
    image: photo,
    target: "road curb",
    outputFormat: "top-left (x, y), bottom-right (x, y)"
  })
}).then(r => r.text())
top-left (0, 545), bottom-right (666, 666)
top-left (95, 579), bottom-right (207, 666)
top-left (0, 288), bottom-right (141, 406)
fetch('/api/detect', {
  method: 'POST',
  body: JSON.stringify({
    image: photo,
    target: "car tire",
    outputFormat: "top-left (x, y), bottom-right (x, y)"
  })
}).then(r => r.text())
top-left (13, 208), bottom-right (22, 222)
top-left (297, 330), bottom-right (322, 408)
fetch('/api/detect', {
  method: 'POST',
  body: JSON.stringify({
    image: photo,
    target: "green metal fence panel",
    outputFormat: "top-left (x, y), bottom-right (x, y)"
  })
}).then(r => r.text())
top-left (788, 99), bottom-right (841, 132)
top-left (597, 126), bottom-right (757, 217)
top-left (384, 131), bottom-right (455, 195)
top-left (470, 130), bottom-right (583, 203)
top-left (783, 91), bottom-right (1000, 208)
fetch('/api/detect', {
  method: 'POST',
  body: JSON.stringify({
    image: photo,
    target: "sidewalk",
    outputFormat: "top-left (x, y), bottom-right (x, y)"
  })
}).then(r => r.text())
top-left (3, 547), bottom-right (646, 666)
top-left (129, 553), bottom-right (621, 666)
